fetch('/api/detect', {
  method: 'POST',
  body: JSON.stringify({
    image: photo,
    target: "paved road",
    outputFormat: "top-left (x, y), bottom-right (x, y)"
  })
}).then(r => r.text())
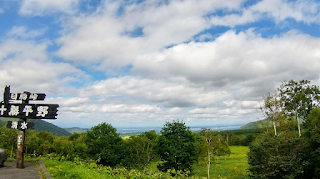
top-left (0, 162), bottom-right (40, 179)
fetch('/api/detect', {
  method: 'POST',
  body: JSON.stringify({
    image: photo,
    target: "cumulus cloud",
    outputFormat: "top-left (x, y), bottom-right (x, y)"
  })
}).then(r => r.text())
top-left (132, 29), bottom-right (320, 99)
top-left (78, 76), bottom-right (231, 107)
top-left (55, 0), bottom-right (245, 67)
top-left (0, 39), bottom-right (87, 94)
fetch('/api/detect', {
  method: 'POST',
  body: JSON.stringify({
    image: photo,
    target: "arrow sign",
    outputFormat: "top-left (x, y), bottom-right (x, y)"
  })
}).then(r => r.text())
top-left (0, 103), bottom-right (59, 119)
top-left (7, 121), bottom-right (35, 130)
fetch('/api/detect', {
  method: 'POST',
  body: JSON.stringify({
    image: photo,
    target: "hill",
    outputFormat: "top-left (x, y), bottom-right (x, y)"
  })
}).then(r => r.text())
top-left (64, 127), bottom-right (90, 134)
top-left (240, 117), bottom-right (304, 130)
top-left (0, 117), bottom-right (71, 136)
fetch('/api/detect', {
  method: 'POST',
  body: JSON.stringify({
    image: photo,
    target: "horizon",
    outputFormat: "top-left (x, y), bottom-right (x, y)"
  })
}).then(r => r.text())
top-left (0, 0), bottom-right (319, 128)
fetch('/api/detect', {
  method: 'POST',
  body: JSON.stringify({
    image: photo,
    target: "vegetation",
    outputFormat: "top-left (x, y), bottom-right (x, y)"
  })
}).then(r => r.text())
top-left (1, 79), bottom-right (319, 178)
top-left (248, 79), bottom-right (320, 178)
top-left (156, 120), bottom-right (198, 174)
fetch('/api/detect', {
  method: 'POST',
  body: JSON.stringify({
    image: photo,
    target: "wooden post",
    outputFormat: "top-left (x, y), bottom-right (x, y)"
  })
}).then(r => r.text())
top-left (16, 92), bottom-right (29, 168)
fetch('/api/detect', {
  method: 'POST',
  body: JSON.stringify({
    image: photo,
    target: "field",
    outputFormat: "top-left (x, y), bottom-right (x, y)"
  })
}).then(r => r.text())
top-left (43, 146), bottom-right (249, 179)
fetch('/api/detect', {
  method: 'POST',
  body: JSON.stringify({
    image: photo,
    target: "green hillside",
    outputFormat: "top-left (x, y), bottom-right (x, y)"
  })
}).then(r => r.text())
top-left (0, 117), bottom-right (70, 136)
top-left (64, 127), bottom-right (90, 134)
top-left (240, 117), bottom-right (304, 130)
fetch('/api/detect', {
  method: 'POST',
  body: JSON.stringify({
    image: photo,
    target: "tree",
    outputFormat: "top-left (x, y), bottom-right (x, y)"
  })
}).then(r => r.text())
top-left (248, 134), bottom-right (303, 178)
top-left (259, 92), bottom-right (286, 136)
top-left (85, 123), bottom-right (126, 167)
top-left (200, 128), bottom-right (230, 179)
top-left (125, 135), bottom-right (155, 170)
top-left (224, 131), bottom-right (234, 145)
top-left (299, 107), bottom-right (320, 178)
top-left (156, 120), bottom-right (198, 174)
top-left (279, 79), bottom-right (320, 136)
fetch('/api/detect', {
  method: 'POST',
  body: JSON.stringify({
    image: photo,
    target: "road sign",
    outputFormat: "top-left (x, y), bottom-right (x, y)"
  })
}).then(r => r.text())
top-left (6, 121), bottom-right (35, 130)
top-left (0, 103), bottom-right (59, 119)
top-left (9, 93), bottom-right (46, 101)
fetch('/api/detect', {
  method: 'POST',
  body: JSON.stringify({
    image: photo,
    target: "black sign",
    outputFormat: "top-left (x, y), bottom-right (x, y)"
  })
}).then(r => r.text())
top-left (0, 103), bottom-right (58, 119)
top-left (9, 93), bottom-right (46, 101)
top-left (7, 121), bottom-right (35, 130)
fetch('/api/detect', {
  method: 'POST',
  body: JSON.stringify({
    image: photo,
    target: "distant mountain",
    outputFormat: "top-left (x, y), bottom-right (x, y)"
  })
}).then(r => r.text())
top-left (0, 117), bottom-right (71, 136)
top-left (240, 119), bottom-right (268, 129)
top-left (64, 127), bottom-right (90, 134)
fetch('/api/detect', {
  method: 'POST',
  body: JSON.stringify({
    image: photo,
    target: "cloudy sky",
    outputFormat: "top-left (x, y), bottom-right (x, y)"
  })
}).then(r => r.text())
top-left (0, 0), bottom-right (319, 128)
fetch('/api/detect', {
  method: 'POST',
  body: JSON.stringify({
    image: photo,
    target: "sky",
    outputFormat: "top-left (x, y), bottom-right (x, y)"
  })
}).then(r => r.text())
top-left (0, 0), bottom-right (319, 128)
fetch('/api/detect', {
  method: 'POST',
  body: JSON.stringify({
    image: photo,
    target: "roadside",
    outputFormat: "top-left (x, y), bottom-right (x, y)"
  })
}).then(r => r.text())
top-left (0, 160), bottom-right (51, 179)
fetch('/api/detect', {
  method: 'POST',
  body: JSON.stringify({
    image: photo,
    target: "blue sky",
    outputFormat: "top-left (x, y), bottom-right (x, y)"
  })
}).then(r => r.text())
top-left (0, 0), bottom-right (319, 128)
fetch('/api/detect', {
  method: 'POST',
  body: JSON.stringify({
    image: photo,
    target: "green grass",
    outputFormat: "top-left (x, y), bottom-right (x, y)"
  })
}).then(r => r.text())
top-left (42, 146), bottom-right (250, 179)
top-left (192, 146), bottom-right (250, 179)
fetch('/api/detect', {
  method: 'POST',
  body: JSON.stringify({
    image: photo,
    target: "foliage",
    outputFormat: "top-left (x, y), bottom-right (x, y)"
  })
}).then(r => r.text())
top-left (279, 79), bottom-right (320, 136)
top-left (156, 120), bottom-right (198, 174)
top-left (43, 156), bottom-right (191, 179)
top-left (248, 134), bottom-right (303, 178)
top-left (125, 134), bottom-right (156, 170)
top-left (279, 79), bottom-right (320, 120)
top-left (84, 122), bottom-right (126, 167)
top-left (200, 128), bottom-right (231, 179)
top-left (259, 91), bottom-right (286, 136)
top-left (299, 107), bottom-right (320, 178)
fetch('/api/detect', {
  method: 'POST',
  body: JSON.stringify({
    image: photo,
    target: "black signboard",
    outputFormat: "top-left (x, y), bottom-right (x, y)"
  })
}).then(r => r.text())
top-left (9, 93), bottom-right (46, 101)
top-left (0, 103), bottom-right (59, 119)
top-left (7, 121), bottom-right (35, 130)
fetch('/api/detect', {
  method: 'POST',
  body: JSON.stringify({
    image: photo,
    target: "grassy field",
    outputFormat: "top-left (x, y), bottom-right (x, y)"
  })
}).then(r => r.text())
top-left (192, 146), bottom-right (250, 179)
top-left (43, 146), bottom-right (249, 179)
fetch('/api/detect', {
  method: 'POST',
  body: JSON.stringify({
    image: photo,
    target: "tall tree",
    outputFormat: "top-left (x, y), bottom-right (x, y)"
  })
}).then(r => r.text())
top-left (85, 123), bottom-right (126, 167)
top-left (200, 128), bottom-right (230, 179)
top-left (279, 80), bottom-right (320, 136)
top-left (156, 120), bottom-right (197, 174)
top-left (259, 92), bottom-right (286, 136)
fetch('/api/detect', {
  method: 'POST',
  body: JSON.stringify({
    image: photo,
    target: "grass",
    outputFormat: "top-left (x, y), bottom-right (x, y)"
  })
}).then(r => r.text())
top-left (42, 146), bottom-right (250, 178)
top-left (192, 146), bottom-right (250, 179)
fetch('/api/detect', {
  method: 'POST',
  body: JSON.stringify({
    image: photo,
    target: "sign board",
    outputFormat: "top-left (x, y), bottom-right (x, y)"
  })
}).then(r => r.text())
top-left (9, 93), bottom-right (46, 101)
top-left (0, 103), bottom-right (58, 119)
top-left (7, 121), bottom-right (35, 130)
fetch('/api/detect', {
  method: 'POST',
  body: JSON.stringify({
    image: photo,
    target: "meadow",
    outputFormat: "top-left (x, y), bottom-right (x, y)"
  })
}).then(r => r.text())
top-left (42, 146), bottom-right (249, 179)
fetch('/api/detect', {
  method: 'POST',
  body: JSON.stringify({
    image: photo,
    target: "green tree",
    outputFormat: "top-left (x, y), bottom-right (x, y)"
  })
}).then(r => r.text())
top-left (85, 123), bottom-right (126, 167)
top-left (279, 79), bottom-right (320, 136)
top-left (259, 92), bottom-right (286, 136)
top-left (200, 128), bottom-right (230, 179)
top-left (156, 120), bottom-right (198, 174)
top-left (125, 135), bottom-right (155, 170)
top-left (299, 107), bottom-right (320, 178)
top-left (248, 134), bottom-right (303, 178)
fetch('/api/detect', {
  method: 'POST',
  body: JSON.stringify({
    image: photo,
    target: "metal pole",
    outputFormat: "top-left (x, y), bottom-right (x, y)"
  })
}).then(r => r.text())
top-left (16, 92), bottom-right (29, 168)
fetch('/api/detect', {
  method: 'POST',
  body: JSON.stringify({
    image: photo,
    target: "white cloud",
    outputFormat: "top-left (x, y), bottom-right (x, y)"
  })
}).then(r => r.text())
top-left (55, 0), bottom-right (245, 67)
top-left (79, 76), bottom-right (231, 107)
top-left (7, 26), bottom-right (46, 39)
top-left (251, 0), bottom-right (320, 24)
top-left (132, 29), bottom-right (320, 100)
top-left (19, 0), bottom-right (80, 16)
top-left (0, 39), bottom-right (87, 94)
top-left (0, 8), bottom-right (4, 13)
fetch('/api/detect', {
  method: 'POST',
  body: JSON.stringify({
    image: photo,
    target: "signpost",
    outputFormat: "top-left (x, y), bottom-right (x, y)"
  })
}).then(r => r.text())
top-left (1, 86), bottom-right (59, 168)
